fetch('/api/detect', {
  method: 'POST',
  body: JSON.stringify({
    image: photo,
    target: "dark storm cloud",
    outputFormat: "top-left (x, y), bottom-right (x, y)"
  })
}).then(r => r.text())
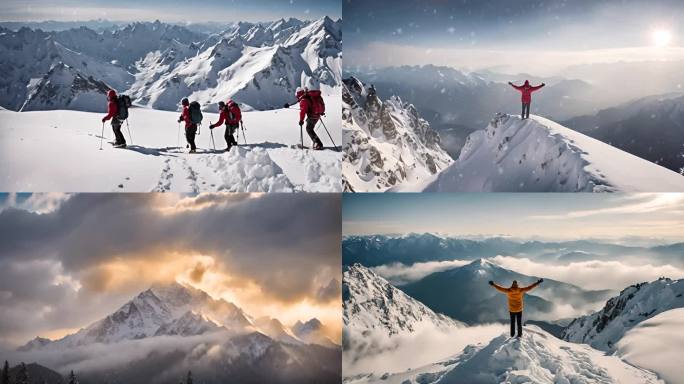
top-left (0, 193), bottom-right (341, 342)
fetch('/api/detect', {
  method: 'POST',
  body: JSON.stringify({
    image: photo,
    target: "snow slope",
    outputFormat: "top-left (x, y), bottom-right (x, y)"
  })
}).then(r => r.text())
top-left (342, 77), bottom-right (453, 192)
top-left (346, 326), bottom-right (662, 384)
top-left (407, 113), bottom-right (684, 192)
top-left (616, 308), bottom-right (684, 384)
top-left (343, 264), bottom-right (463, 338)
top-left (436, 326), bottom-right (661, 384)
top-left (562, 278), bottom-right (684, 352)
top-left (0, 99), bottom-right (341, 192)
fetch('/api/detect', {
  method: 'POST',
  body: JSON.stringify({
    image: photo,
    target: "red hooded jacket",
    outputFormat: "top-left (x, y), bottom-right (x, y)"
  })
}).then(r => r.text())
top-left (103, 91), bottom-right (118, 121)
top-left (510, 81), bottom-right (544, 103)
top-left (179, 105), bottom-right (194, 129)
top-left (297, 89), bottom-right (323, 121)
top-left (215, 101), bottom-right (241, 126)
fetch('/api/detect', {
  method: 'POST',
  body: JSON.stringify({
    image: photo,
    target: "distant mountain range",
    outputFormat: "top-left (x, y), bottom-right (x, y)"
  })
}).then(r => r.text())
top-left (0, 17), bottom-right (342, 113)
top-left (563, 93), bottom-right (684, 173)
top-left (342, 233), bottom-right (684, 268)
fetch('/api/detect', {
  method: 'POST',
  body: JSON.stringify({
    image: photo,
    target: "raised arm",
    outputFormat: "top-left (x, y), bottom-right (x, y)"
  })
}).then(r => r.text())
top-left (530, 83), bottom-right (545, 92)
top-left (489, 281), bottom-right (510, 293)
top-left (508, 82), bottom-right (523, 90)
top-left (521, 278), bottom-right (543, 292)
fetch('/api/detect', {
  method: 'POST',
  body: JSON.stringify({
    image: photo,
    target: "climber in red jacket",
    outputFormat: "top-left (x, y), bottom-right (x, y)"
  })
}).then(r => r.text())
top-left (297, 87), bottom-right (324, 150)
top-left (209, 100), bottom-right (241, 152)
top-left (508, 80), bottom-right (545, 119)
top-left (102, 89), bottom-right (125, 148)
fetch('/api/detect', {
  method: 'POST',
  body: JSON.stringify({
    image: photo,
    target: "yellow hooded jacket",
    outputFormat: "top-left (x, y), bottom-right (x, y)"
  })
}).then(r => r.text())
top-left (492, 281), bottom-right (541, 312)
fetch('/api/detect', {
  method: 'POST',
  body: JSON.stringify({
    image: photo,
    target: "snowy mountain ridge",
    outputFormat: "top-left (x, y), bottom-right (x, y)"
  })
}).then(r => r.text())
top-left (562, 277), bottom-right (684, 351)
top-left (343, 263), bottom-right (462, 338)
top-left (405, 113), bottom-right (684, 192)
top-left (342, 77), bottom-right (453, 192)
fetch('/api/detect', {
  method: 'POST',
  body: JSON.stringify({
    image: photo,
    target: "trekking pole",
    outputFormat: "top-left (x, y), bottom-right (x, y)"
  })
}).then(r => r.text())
top-left (177, 122), bottom-right (181, 151)
top-left (209, 122), bottom-right (216, 151)
top-left (240, 121), bottom-right (247, 145)
top-left (300, 123), bottom-right (304, 150)
top-left (125, 120), bottom-right (133, 145)
top-left (318, 117), bottom-right (338, 151)
top-left (99, 121), bottom-right (105, 150)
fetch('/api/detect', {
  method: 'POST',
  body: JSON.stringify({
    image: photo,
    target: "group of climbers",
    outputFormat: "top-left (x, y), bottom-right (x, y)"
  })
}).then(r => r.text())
top-left (101, 83), bottom-right (327, 153)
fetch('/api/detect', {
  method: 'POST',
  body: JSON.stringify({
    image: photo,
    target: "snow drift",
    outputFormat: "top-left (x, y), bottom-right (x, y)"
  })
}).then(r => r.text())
top-left (616, 308), bottom-right (684, 384)
top-left (436, 326), bottom-right (661, 384)
top-left (405, 113), bottom-right (684, 192)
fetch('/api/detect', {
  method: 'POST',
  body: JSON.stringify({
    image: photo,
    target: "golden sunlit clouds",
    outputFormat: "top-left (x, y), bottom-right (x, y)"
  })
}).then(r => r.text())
top-left (72, 250), bottom-right (342, 342)
top-left (652, 27), bottom-right (673, 47)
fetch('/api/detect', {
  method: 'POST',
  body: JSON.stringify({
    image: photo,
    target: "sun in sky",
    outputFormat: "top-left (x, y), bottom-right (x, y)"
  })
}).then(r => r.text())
top-left (652, 27), bottom-right (673, 47)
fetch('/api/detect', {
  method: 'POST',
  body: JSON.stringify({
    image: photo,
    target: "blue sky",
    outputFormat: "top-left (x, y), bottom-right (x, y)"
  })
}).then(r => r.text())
top-left (345, 0), bottom-right (684, 72)
top-left (343, 193), bottom-right (684, 242)
top-left (1, 0), bottom-right (340, 22)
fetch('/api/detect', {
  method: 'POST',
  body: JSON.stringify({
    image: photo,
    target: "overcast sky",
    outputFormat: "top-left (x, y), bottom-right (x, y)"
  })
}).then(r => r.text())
top-left (1, 0), bottom-right (340, 23)
top-left (345, 0), bottom-right (684, 73)
top-left (343, 193), bottom-right (684, 243)
top-left (0, 193), bottom-right (341, 346)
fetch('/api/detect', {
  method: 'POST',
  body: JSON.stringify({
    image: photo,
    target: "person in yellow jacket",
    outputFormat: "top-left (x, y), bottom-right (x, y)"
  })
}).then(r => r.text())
top-left (489, 278), bottom-right (543, 338)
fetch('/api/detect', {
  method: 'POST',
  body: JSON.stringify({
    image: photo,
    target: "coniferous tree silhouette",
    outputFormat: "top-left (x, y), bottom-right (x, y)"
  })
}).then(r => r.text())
top-left (1, 361), bottom-right (9, 384)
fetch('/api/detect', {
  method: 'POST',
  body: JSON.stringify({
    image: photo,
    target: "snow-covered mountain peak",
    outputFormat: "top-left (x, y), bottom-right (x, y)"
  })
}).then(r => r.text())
top-left (414, 113), bottom-right (684, 192)
top-left (562, 277), bottom-right (684, 351)
top-left (342, 77), bottom-right (453, 192)
top-left (343, 264), bottom-right (462, 337)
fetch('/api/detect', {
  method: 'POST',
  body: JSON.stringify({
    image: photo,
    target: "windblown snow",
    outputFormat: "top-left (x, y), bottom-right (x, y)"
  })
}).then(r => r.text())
top-left (0, 100), bottom-right (341, 192)
top-left (401, 113), bottom-right (684, 192)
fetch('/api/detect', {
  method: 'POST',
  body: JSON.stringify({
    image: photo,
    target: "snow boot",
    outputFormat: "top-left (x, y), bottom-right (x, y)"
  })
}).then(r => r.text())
top-left (114, 143), bottom-right (127, 149)
top-left (189, 148), bottom-right (196, 153)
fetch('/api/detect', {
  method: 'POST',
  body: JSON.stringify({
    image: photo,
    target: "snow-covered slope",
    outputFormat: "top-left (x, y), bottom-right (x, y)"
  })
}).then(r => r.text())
top-left (253, 316), bottom-right (303, 345)
top-left (436, 326), bottom-right (661, 384)
top-left (616, 308), bottom-right (684, 384)
top-left (562, 277), bottom-right (684, 351)
top-left (343, 264), bottom-right (463, 338)
top-left (409, 113), bottom-right (684, 192)
top-left (342, 77), bottom-right (452, 192)
top-left (347, 326), bottom-right (662, 384)
top-left (0, 101), bottom-right (341, 192)
top-left (292, 318), bottom-right (338, 347)
top-left (154, 310), bottom-right (223, 337)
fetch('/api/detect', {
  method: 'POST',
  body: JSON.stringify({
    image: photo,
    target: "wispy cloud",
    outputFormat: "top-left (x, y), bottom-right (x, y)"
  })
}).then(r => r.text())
top-left (529, 193), bottom-right (684, 220)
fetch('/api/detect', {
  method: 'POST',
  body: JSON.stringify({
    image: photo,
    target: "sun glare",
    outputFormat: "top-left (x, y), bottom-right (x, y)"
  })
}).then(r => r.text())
top-left (652, 28), bottom-right (672, 47)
